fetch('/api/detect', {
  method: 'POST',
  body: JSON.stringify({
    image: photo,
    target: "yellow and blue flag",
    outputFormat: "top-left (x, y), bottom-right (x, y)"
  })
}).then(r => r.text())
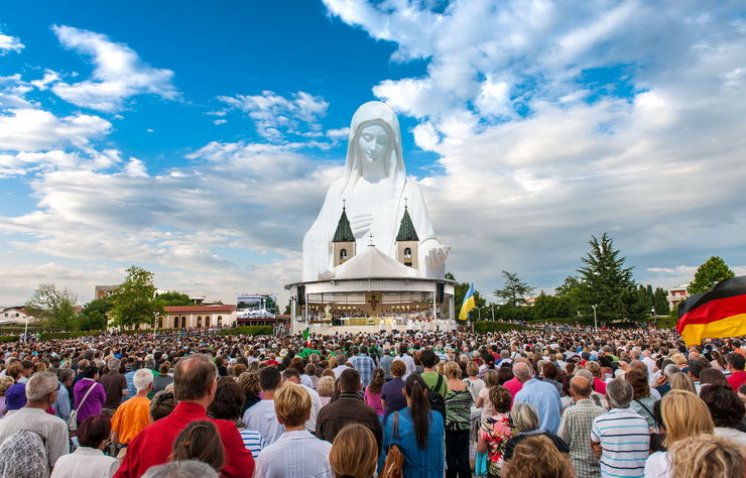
top-left (459, 284), bottom-right (476, 321)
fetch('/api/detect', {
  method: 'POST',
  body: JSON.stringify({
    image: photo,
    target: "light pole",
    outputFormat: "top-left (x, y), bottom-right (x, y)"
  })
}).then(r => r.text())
top-left (592, 304), bottom-right (598, 333)
top-left (491, 304), bottom-right (495, 321)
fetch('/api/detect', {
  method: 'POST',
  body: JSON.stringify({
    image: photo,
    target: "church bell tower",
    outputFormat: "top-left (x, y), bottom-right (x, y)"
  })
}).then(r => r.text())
top-left (332, 201), bottom-right (356, 267)
top-left (396, 202), bottom-right (419, 269)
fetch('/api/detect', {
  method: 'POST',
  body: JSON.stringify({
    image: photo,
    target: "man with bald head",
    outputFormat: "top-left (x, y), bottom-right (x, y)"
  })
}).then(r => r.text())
top-left (115, 354), bottom-right (254, 478)
top-left (558, 375), bottom-right (605, 478)
top-left (512, 362), bottom-right (562, 433)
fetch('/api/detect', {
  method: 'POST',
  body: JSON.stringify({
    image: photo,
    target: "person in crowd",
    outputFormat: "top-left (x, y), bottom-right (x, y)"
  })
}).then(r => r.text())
top-left (512, 362), bottom-right (562, 433)
top-left (585, 362), bottom-right (606, 395)
top-left (444, 360), bottom-right (473, 478)
top-left (699, 383), bottom-right (746, 446)
top-left (503, 402), bottom-right (568, 462)
top-left (255, 383), bottom-right (333, 477)
top-left (53, 369), bottom-right (74, 422)
top-left (316, 375), bottom-right (335, 407)
top-left (381, 360), bottom-right (407, 421)
top-left (237, 371), bottom-right (261, 415)
top-left (114, 354), bottom-right (254, 478)
top-left (726, 352), bottom-right (746, 391)
top-left (100, 358), bottom-right (128, 412)
top-left (151, 363), bottom-right (173, 395)
top-left (668, 372), bottom-right (696, 394)
top-left (332, 352), bottom-right (350, 378)
top-left (121, 361), bottom-right (141, 403)
top-left (281, 368), bottom-right (322, 433)
top-left (420, 349), bottom-right (447, 398)
top-left (591, 378), bottom-right (649, 478)
top-left (111, 368), bottom-right (153, 447)
top-left (18, 360), bottom-right (33, 383)
top-left (668, 434), bottom-right (744, 478)
top-left (382, 374), bottom-right (445, 477)
top-left (380, 345), bottom-right (394, 381)
top-left (476, 385), bottom-right (512, 478)
top-left (73, 366), bottom-right (106, 426)
top-left (645, 389), bottom-right (715, 477)
top-left (207, 377), bottom-right (265, 459)
top-left (558, 375), bottom-right (604, 478)
top-left (699, 367), bottom-right (728, 391)
top-left (329, 424), bottom-right (378, 478)
top-left (502, 435), bottom-right (576, 478)
top-left (149, 390), bottom-right (176, 422)
top-left (0, 429), bottom-right (48, 478)
top-left (0, 375), bottom-right (13, 417)
top-left (541, 362), bottom-right (563, 395)
top-left (350, 346), bottom-right (376, 388)
top-left (243, 366), bottom-right (284, 445)
top-left (170, 421), bottom-right (224, 473)
top-left (392, 344), bottom-right (415, 379)
top-left (364, 367), bottom-right (385, 417)
top-left (51, 415), bottom-right (119, 478)
top-left (0, 371), bottom-right (69, 475)
top-left (316, 368), bottom-right (383, 451)
top-left (476, 369), bottom-right (499, 421)
top-left (302, 363), bottom-right (317, 389)
top-left (625, 368), bottom-right (657, 428)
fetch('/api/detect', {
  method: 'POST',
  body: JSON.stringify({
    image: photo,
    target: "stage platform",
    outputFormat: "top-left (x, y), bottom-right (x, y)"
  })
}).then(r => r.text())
top-left (306, 321), bottom-right (455, 336)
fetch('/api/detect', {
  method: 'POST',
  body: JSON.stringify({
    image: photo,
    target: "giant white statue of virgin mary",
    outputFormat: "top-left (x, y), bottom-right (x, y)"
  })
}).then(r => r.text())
top-left (302, 101), bottom-right (449, 281)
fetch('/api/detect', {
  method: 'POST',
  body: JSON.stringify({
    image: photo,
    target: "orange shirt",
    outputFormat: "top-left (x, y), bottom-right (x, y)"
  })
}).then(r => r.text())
top-left (111, 396), bottom-right (151, 445)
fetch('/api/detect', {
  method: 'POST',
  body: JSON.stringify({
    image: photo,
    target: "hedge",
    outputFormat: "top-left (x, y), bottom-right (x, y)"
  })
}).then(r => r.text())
top-left (473, 322), bottom-right (529, 333)
top-left (217, 326), bottom-right (273, 336)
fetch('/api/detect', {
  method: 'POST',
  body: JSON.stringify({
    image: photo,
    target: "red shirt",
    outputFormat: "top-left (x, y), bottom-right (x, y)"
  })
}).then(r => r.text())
top-left (503, 377), bottom-right (523, 399)
top-left (114, 401), bottom-right (254, 478)
top-left (727, 370), bottom-right (746, 392)
top-left (593, 377), bottom-right (607, 395)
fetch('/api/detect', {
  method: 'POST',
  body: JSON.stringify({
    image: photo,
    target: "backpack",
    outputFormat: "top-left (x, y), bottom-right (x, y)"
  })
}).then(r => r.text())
top-left (425, 374), bottom-right (446, 419)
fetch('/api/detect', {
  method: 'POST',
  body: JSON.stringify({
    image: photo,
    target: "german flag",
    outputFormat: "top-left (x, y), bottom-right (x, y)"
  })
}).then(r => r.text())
top-left (677, 276), bottom-right (746, 346)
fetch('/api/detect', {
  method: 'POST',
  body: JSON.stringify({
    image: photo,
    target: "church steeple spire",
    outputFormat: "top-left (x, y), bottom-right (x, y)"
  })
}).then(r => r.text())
top-left (333, 200), bottom-right (355, 243)
top-left (396, 200), bottom-right (419, 242)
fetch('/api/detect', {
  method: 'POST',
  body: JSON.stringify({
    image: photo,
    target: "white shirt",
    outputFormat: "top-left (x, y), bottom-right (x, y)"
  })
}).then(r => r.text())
top-left (255, 430), bottom-right (332, 478)
top-left (243, 400), bottom-right (284, 446)
top-left (50, 447), bottom-right (119, 478)
top-left (715, 427), bottom-right (746, 446)
top-left (300, 384), bottom-right (322, 433)
top-left (644, 451), bottom-right (670, 478)
top-left (332, 365), bottom-right (350, 379)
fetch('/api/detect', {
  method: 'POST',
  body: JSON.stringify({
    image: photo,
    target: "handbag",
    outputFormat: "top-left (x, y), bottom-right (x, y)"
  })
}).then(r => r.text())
top-left (379, 411), bottom-right (404, 478)
top-left (68, 381), bottom-right (96, 432)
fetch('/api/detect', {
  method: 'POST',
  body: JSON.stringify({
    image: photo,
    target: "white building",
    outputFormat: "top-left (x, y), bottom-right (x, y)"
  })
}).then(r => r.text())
top-left (0, 307), bottom-right (37, 326)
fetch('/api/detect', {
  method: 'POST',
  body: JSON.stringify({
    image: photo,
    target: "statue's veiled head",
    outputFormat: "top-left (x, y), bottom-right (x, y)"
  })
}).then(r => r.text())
top-left (343, 101), bottom-right (405, 189)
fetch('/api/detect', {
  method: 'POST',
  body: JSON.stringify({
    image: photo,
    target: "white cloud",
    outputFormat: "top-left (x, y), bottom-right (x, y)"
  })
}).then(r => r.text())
top-left (217, 90), bottom-right (329, 141)
top-left (0, 74), bottom-right (36, 109)
top-left (0, 108), bottom-right (111, 152)
top-left (50, 25), bottom-right (178, 112)
top-left (0, 31), bottom-right (24, 54)
top-left (30, 69), bottom-right (60, 91)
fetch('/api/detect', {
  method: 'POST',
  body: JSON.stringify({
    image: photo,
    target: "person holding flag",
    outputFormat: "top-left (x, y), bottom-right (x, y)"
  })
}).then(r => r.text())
top-left (459, 284), bottom-right (476, 321)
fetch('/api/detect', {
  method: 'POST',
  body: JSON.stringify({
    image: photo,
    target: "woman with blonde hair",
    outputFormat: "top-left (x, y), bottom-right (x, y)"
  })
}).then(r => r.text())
top-left (644, 390), bottom-right (715, 477)
top-left (502, 435), bottom-right (575, 478)
top-left (669, 434), bottom-right (744, 478)
top-left (316, 376), bottom-right (335, 407)
top-left (329, 424), bottom-right (378, 478)
top-left (668, 372), bottom-right (696, 394)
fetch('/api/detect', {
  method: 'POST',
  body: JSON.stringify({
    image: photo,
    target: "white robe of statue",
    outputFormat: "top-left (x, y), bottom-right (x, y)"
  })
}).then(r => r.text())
top-left (302, 101), bottom-right (449, 281)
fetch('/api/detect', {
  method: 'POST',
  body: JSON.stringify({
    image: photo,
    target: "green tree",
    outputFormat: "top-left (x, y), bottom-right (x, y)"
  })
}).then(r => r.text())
top-left (532, 292), bottom-right (573, 320)
top-left (109, 266), bottom-right (163, 329)
top-left (24, 284), bottom-right (78, 330)
top-left (494, 271), bottom-right (534, 308)
top-left (688, 256), bottom-right (735, 294)
top-left (577, 233), bottom-right (635, 323)
top-left (447, 272), bottom-right (486, 321)
top-left (653, 287), bottom-right (670, 315)
top-left (155, 291), bottom-right (193, 307)
top-left (78, 297), bottom-right (113, 330)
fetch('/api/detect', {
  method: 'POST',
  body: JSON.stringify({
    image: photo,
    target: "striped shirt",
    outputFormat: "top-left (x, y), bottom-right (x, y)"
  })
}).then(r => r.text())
top-left (239, 428), bottom-right (265, 459)
top-left (591, 408), bottom-right (649, 478)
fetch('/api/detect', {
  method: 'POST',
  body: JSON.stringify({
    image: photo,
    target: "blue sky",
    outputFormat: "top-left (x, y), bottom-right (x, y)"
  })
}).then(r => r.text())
top-left (1, 0), bottom-right (745, 306)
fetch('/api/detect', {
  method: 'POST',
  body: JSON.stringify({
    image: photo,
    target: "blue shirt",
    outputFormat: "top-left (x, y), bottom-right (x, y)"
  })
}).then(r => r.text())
top-left (122, 370), bottom-right (137, 402)
top-left (383, 408), bottom-right (444, 478)
top-left (53, 383), bottom-right (71, 422)
top-left (350, 354), bottom-right (376, 387)
top-left (514, 378), bottom-right (562, 434)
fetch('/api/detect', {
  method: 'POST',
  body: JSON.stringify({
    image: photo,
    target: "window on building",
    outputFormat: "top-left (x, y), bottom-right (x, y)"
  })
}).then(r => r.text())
top-left (158, 317), bottom-right (163, 329)
top-left (181, 316), bottom-right (186, 328)
top-left (217, 316), bottom-right (223, 327)
top-left (404, 247), bottom-right (412, 259)
top-left (173, 316), bottom-right (178, 328)
top-left (340, 249), bottom-right (348, 260)
top-left (205, 316), bottom-right (211, 328)
top-left (197, 316), bottom-right (202, 328)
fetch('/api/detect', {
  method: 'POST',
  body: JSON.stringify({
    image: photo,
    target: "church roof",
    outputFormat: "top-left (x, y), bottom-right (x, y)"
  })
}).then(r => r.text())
top-left (332, 245), bottom-right (418, 280)
top-left (333, 207), bottom-right (355, 243)
top-left (396, 207), bottom-right (419, 242)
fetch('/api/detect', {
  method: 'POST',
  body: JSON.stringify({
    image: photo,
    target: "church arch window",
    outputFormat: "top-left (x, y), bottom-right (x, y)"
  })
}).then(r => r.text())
top-left (181, 316), bottom-right (186, 328)
top-left (197, 316), bottom-right (202, 328)
top-left (173, 316), bottom-right (178, 328)
top-left (205, 316), bottom-right (211, 328)
top-left (340, 249), bottom-right (348, 260)
top-left (404, 247), bottom-right (412, 258)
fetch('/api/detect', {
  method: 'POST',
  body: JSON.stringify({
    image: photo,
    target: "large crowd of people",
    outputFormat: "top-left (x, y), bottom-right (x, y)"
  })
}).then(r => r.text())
top-left (0, 324), bottom-right (745, 477)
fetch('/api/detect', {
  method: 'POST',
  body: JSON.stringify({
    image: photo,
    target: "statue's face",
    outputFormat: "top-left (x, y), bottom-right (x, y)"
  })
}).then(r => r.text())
top-left (357, 124), bottom-right (389, 163)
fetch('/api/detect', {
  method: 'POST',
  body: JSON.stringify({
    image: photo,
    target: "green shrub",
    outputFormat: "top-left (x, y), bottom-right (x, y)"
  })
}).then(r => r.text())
top-left (0, 336), bottom-right (19, 343)
top-left (473, 322), bottom-right (528, 333)
top-left (217, 325), bottom-right (273, 336)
